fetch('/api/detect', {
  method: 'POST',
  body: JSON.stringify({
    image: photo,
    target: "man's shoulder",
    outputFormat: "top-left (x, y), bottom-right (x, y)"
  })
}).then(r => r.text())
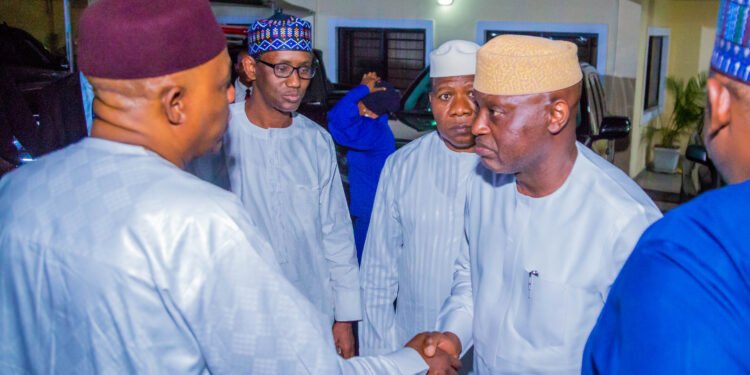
top-left (641, 182), bottom-right (750, 249)
top-left (387, 132), bottom-right (430, 162)
top-left (294, 113), bottom-right (330, 135)
top-left (0, 139), bottom-right (111, 201)
top-left (144, 168), bottom-right (245, 217)
top-left (293, 113), bottom-right (338, 149)
top-left (577, 145), bottom-right (659, 215)
top-left (0, 144), bottom-right (256, 250)
top-left (629, 183), bottom-right (750, 296)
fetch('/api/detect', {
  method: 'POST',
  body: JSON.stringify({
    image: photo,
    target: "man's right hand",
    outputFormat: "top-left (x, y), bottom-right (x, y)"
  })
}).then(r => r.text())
top-left (406, 331), bottom-right (461, 359)
top-left (405, 332), bottom-right (461, 374)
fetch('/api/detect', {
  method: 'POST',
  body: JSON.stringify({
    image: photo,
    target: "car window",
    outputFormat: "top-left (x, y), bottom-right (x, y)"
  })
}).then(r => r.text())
top-left (398, 70), bottom-right (437, 132)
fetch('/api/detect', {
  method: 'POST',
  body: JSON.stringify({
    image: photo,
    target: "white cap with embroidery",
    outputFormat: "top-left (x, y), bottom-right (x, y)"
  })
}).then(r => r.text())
top-left (430, 40), bottom-right (481, 78)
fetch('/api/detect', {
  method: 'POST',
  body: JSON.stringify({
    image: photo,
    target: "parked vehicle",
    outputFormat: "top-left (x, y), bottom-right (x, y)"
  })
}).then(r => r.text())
top-left (297, 49), bottom-right (351, 127)
top-left (0, 23), bottom-right (69, 71)
top-left (1, 24), bottom-right (80, 175)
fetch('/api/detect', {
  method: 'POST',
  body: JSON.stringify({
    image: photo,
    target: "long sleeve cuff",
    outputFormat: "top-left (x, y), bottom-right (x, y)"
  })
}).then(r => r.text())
top-left (334, 288), bottom-right (363, 322)
top-left (384, 348), bottom-right (429, 375)
top-left (437, 310), bottom-right (473, 358)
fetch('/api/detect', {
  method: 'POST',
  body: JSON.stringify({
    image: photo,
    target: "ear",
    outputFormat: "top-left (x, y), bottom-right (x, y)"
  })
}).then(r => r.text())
top-left (162, 86), bottom-right (186, 125)
top-left (705, 76), bottom-right (732, 140)
top-left (547, 99), bottom-right (571, 135)
top-left (242, 55), bottom-right (257, 81)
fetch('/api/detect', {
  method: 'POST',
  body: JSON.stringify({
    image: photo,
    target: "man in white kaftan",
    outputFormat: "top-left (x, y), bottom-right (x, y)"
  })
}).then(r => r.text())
top-left (223, 105), bottom-right (360, 326)
top-left (0, 139), bottom-right (426, 374)
top-left (438, 144), bottom-right (661, 373)
top-left (359, 40), bottom-right (480, 355)
top-left (416, 35), bottom-right (662, 374)
top-left (218, 13), bottom-right (360, 357)
top-left (0, 1), bottom-right (449, 373)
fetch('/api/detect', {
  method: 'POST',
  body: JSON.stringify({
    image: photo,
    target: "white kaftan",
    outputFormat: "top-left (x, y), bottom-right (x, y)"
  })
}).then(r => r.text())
top-left (438, 143), bottom-right (662, 374)
top-left (0, 138), bottom-right (425, 374)
top-left (359, 131), bottom-right (478, 355)
top-left (223, 102), bottom-right (361, 324)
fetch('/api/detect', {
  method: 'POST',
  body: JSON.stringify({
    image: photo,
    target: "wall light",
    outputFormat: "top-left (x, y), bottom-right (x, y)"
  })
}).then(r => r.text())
top-left (437, 0), bottom-right (454, 6)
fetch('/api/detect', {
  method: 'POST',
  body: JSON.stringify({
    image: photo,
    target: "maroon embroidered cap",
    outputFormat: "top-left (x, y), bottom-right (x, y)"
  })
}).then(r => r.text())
top-left (77, 0), bottom-right (226, 79)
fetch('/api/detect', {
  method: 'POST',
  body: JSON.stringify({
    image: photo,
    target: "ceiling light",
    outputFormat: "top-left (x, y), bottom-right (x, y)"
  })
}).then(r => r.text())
top-left (437, 0), bottom-right (454, 6)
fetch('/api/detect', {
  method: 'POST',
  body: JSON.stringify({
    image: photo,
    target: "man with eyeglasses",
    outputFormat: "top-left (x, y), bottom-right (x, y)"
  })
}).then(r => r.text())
top-left (221, 13), bottom-right (362, 359)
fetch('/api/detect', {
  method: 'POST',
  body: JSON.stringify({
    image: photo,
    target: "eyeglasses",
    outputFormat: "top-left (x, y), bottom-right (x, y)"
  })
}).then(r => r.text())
top-left (256, 60), bottom-right (317, 80)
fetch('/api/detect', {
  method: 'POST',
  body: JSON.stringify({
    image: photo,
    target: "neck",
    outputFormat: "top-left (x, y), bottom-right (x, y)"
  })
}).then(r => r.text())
top-left (724, 166), bottom-right (750, 185)
top-left (443, 140), bottom-right (475, 153)
top-left (438, 132), bottom-right (475, 153)
top-left (90, 118), bottom-right (187, 169)
top-left (515, 142), bottom-right (578, 198)
top-left (245, 91), bottom-right (293, 129)
top-left (239, 77), bottom-right (252, 87)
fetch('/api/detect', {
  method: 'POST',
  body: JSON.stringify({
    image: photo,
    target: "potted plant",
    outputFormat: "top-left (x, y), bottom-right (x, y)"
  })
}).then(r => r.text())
top-left (645, 73), bottom-right (707, 173)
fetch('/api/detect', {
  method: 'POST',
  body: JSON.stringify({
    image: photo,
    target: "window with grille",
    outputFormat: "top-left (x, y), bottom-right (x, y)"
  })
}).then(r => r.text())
top-left (485, 30), bottom-right (599, 67)
top-left (337, 27), bottom-right (426, 90)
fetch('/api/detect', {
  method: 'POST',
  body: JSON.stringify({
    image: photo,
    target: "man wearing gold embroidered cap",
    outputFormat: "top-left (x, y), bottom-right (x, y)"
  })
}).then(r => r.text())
top-left (415, 35), bottom-right (662, 374)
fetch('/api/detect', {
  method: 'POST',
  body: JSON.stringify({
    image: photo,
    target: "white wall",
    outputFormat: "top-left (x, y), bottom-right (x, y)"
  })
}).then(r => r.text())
top-left (309, 0), bottom-right (642, 80)
top-left (698, 26), bottom-right (716, 72)
top-left (613, 0), bottom-right (643, 78)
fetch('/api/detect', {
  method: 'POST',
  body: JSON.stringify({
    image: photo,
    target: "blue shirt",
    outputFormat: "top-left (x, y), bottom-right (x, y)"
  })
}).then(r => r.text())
top-left (583, 181), bottom-right (750, 374)
top-left (328, 84), bottom-right (395, 217)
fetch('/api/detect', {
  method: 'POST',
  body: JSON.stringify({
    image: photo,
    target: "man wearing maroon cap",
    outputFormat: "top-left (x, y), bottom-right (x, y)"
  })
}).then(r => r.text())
top-left (0, 0), bottom-right (455, 373)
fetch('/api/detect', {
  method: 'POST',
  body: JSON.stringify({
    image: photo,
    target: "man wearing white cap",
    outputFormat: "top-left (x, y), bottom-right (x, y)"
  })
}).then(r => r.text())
top-left (359, 40), bottom-right (480, 357)
top-left (416, 35), bottom-right (662, 373)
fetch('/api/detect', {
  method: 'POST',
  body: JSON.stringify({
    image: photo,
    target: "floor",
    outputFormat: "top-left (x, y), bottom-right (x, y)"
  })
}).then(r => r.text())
top-left (635, 169), bottom-right (683, 212)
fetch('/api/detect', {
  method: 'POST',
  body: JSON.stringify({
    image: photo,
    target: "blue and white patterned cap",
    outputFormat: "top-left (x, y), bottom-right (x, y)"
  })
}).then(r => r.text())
top-left (248, 13), bottom-right (312, 57)
top-left (712, 0), bottom-right (750, 82)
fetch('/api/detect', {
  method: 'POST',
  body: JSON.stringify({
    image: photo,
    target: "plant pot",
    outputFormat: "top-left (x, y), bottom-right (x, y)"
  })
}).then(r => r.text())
top-left (653, 146), bottom-right (680, 173)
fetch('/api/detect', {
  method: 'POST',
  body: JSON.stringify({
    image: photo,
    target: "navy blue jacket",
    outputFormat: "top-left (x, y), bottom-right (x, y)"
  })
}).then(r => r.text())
top-left (328, 85), bottom-right (395, 217)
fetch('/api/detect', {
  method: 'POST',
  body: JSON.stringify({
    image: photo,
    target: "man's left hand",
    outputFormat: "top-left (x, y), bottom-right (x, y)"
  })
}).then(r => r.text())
top-left (332, 321), bottom-right (355, 359)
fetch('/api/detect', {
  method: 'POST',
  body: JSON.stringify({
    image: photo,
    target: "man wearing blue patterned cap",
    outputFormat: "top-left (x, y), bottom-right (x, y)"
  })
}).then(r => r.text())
top-left (220, 12), bottom-right (362, 359)
top-left (582, 0), bottom-right (750, 372)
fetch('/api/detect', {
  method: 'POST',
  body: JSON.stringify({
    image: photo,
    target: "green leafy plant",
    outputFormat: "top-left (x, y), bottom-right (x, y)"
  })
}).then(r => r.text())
top-left (645, 73), bottom-right (707, 148)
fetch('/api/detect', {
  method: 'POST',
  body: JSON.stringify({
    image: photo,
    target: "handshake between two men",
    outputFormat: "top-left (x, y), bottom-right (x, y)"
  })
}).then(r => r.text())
top-left (404, 331), bottom-right (463, 375)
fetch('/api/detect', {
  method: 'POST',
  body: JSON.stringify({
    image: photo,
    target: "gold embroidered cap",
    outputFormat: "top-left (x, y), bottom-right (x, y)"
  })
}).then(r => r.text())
top-left (475, 34), bottom-right (583, 96)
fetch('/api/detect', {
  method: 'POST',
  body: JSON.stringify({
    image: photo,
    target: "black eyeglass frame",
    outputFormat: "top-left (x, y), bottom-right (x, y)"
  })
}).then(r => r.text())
top-left (256, 59), bottom-right (317, 80)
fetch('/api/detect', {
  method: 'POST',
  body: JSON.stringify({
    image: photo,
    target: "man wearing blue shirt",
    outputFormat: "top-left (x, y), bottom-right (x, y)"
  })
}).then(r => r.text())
top-left (583, 1), bottom-right (750, 372)
top-left (328, 72), bottom-right (398, 261)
